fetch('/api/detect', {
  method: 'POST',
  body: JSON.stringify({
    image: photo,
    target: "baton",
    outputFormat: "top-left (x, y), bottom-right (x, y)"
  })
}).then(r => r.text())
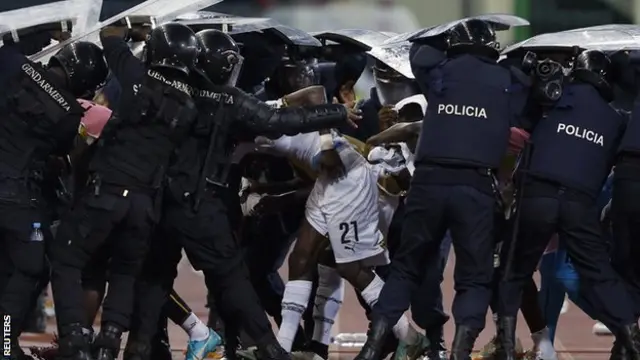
top-left (501, 139), bottom-right (533, 282)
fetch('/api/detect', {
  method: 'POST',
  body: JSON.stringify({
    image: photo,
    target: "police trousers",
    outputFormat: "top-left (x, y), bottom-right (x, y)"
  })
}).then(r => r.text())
top-left (0, 178), bottom-right (51, 339)
top-left (611, 177), bottom-right (640, 320)
top-left (131, 193), bottom-right (276, 346)
top-left (49, 184), bottom-right (156, 332)
top-left (497, 181), bottom-right (636, 331)
top-left (372, 166), bottom-right (496, 331)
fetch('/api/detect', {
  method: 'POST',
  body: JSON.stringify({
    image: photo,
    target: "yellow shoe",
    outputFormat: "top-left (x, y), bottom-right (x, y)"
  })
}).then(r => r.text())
top-left (472, 336), bottom-right (524, 360)
top-left (473, 336), bottom-right (497, 360)
top-left (207, 346), bottom-right (225, 359)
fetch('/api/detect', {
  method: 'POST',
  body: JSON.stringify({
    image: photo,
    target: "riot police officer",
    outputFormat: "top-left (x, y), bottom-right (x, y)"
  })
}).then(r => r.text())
top-left (128, 29), bottom-right (360, 360)
top-left (0, 27), bottom-right (107, 358)
top-left (355, 19), bottom-right (531, 360)
top-left (607, 50), bottom-right (640, 357)
top-left (497, 50), bottom-right (640, 359)
top-left (49, 22), bottom-right (200, 360)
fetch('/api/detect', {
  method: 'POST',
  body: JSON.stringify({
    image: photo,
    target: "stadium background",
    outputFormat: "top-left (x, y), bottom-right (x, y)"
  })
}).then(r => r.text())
top-left (5, 0), bottom-right (635, 358)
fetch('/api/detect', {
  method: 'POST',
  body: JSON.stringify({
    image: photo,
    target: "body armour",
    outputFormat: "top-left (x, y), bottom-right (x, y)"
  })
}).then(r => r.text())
top-left (415, 54), bottom-right (528, 169)
top-left (528, 83), bottom-right (625, 199)
top-left (0, 46), bottom-right (84, 178)
top-left (167, 83), bottom-right (349, 202)
top-left (91, 69), bottom-right (197, 188)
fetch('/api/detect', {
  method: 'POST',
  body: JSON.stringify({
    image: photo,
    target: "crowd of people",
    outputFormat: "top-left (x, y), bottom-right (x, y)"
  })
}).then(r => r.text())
top-left (1, 4), bottom-right (640, 360)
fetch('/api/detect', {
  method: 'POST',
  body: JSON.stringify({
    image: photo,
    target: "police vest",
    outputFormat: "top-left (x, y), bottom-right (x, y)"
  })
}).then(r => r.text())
top-left (93, 69), bottom-right (197, 187)
top-left (528, 83), bottom-right (624, 198)
top-left (618, 101), bottom-right (640, 155)
top-left (416, 55), bottom-right (517, 169)
top-left (191, 87), bottom-right (236, 188)
top-left (0, 57), bottom-right (83, 175)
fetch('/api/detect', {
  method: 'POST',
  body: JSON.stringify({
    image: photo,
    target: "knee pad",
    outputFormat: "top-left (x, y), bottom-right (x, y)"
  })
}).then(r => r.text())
top-left (82, 258), bottom-right (109, 292)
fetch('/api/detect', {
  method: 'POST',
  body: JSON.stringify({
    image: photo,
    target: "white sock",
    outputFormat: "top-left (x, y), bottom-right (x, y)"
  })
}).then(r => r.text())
top-left (532, 327), bottom-right (557, 360)
top-left (181, 312), bottom-right (210, 342)
top-left (278, 280), bottom-right (313, 352)
top-left (312, 265), bottom-right (345, 345)
top-left (359, 274), bottom-right (419, 345)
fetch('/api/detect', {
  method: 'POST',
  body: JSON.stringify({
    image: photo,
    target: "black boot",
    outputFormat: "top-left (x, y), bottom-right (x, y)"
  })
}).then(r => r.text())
top-left (92, 324), bottom-right (122, 360)
top-left (609, 337), bottom-right (628, 360)
top-left (254, 342), bottom-right (290, 360)
top-left (55, 324), bottom-right (93, 360)
top-left (354, 316), bottom-right (392, 360)
top-left (494, 317), bottom-right (517, 360)
top-left (425, 326), bottom-right (447, 360)
top-left (614, 323), bottom-right (640, 360)
top-left (122, 338), bottom-right (151, 360)
top-left (149, 323), bottom-right (172, 360)
top-left (449, 325), bottom-right (479, 360)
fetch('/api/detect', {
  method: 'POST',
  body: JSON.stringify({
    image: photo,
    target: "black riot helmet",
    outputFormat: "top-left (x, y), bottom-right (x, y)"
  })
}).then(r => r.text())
top-left (571, 50), bottom-right (614, 101)
top-left (48, 41), bottom-right (108, 98)
top-left (446, 19), bottom-right (499, 57)
top-left (573, 50), bottom-right (612, 82)
top-left (194, 29), bottom-right (244, 86)
top-left (372, 60), bottom-right (419, 106)
top-left (271, 54), bottom-right (320, 96)
top-left (145, 23), bottom-right (198, 75)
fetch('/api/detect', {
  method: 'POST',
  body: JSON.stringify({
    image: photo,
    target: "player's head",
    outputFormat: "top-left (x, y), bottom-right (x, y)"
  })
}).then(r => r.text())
top-left (194, 29), bottom-right (244, 86)
top-left (48, 41), bottom-right (108, 99)
top-left (145, 23), bottom-right (199, 76)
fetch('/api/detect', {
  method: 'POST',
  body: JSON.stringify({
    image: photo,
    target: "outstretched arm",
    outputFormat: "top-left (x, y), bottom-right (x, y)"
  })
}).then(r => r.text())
top-left (234, 86), bottom-right (361, 138)
top-left (366, 121), bottom-right (422, 146)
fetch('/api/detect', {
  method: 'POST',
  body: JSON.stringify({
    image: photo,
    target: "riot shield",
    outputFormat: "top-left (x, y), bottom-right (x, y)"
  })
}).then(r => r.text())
top-left (30, 0), bottom-right (225, 62)
top-left (312, 29), bottom-right (394, 51)
top-left (502, 24), bottom-right (640, 55)
top-left (383, 14), bottom-right (529, 45)
top-left (174, 11), bottom-right (321, 47)
top-left (0, 0), bottom-right (102, 39)
top-left (368, 41), bottom-right (413, 79)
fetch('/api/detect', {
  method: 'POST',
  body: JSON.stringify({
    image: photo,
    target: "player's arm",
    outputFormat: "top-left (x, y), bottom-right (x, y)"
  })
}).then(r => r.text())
top-left (366, 121), bottom-right (422, 146)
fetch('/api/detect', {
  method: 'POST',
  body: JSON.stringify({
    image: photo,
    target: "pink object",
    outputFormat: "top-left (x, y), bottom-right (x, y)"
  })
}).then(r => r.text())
top-left (544, 234), bottom-right (559, 254)
top-left (77, 99), bottom-right (112, 139)
top-left (507, 127), bottom-right (530, 156)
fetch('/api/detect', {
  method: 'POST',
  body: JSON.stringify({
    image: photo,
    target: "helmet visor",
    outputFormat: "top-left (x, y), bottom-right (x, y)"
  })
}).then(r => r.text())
top-left (223, 50), bottom-right (244, 87)
top-left (280, 59), bottom-right (320, 93)
top-left (373, 64), bottom-right (418, 106)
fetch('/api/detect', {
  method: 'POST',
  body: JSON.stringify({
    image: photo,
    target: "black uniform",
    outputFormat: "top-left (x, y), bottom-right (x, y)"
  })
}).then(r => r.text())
top-left (357, 20), bottom-right (530, 360)
top-left (497, 78), bottom-right (638, 354)
top-left (611, 98), bottom-right (640, 321)
top-left (49, 28), bottom-right (198, 360)
top-left (0, 39), bottom-right (93, 356)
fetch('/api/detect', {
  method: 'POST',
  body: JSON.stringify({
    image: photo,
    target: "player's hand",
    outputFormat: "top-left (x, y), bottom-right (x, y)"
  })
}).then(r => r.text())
top-left (49, 30), bottom-right (71, 42)
top-left (129, 25), bottom-right (152, 42)
top-left (378, 105), bottom-right (398, 131)
top-left (335, 97), bottom-right (362, 128)
top-left (250, 195), bottom-right (284, 216)
top-left (100, 26), bottom-right (129, 40)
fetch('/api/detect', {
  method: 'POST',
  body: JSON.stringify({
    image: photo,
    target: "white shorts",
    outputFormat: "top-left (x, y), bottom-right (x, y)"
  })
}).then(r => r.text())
top-left (378, 193), bottom-right (400, 239)
top-left (305, 162), bottom-right (389, 266)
